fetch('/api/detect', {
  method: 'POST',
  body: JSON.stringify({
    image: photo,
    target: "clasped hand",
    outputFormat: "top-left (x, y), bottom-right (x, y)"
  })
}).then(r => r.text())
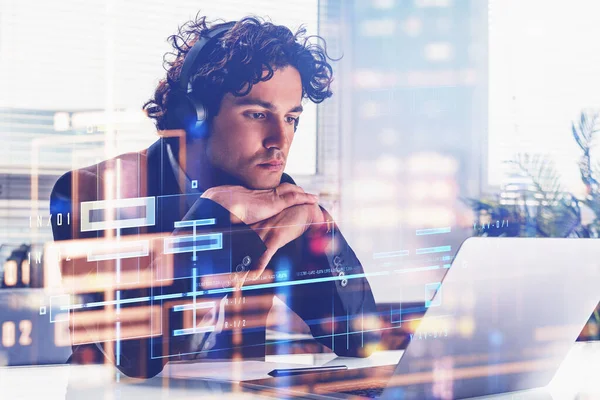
top-left (201, 183), bottom-right (327, 287)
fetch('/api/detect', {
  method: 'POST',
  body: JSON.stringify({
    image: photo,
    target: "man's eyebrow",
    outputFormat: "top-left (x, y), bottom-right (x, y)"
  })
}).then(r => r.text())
top-left (232, 97), bottom-right (303, 113)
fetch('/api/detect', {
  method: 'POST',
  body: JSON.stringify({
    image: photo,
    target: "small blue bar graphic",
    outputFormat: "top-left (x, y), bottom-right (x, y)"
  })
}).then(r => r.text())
top-left (173, 326), bottom-right (215, 337)
top-left (394, 265), bottom-right (440, 274)
top-left (173, 302), bottom-right (215, 312)
top-left (164, 233), bottom-right (223, 255)
top-left (416, 245), bottom-right (451, 255)
top-left (416, 227), bottom-right (451, 236)
top-left (174, 218), bottom-right (216, 228)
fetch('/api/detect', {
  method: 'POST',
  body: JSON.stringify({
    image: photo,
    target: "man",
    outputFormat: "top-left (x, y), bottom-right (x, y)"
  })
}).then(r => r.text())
top-left (50, 16), bottom-right (380, 378)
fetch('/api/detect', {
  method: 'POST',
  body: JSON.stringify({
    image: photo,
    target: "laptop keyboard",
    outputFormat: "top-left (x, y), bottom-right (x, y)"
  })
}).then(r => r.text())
top-left (340, 386), bottom-right (386, 398)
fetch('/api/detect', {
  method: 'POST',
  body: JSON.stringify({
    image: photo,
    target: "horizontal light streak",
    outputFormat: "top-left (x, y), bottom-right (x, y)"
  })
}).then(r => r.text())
top-left (62, 261), bottom-right (447, 310)
top-left (173, 326), bottom-right (215, 337)
top-left (172, 302), bottom-right (215, 312)
top-left (416, 245), bottom-right (451, 255)
top-left (416, 227), bottom-right (451, 236)
top-left (394, 265), bottom-right (440, 274)
top-left (373, 250), bottom-right (409, 259)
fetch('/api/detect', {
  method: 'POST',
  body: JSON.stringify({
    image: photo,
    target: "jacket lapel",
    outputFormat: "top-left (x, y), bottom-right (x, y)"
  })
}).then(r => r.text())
top-left (145, 137), bottom-right (191, 234)
top-left (146, 137), bottom-right (181, 199)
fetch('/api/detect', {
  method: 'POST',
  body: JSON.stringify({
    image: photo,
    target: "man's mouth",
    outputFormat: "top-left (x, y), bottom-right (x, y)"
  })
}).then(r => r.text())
top-left (257, 160), bottom-right (284, 172)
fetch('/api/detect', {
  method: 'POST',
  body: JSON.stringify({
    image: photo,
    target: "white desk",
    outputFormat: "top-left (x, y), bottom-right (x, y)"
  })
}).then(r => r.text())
top-left (0, 342), bottom-right (598, 399)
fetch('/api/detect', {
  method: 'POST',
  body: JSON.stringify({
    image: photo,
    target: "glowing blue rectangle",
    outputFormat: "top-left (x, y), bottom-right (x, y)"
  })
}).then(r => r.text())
top-left (174, 218), bottom-right (216, 228)
top-left (373, 250), bottom-right (409, 259)
top-left (443, 264), bottom-right (452, 269)
top-left (173, 326), bottom-right (215, 337)
top-left (164, 233), bottom-right (223, 255)
top-left (416, 227), bottom-right (451, 236)
top-left (173, 302), bottom-right (215, 312)
top-left (416, 245), bottom-right (451, 255)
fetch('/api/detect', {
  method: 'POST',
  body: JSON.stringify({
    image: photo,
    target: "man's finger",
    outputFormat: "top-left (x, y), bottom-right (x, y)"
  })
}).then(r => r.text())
top-left (268, 183), bottom-right (318, 217)
top-left (279, 191), bottom-right (318, 209)
top-left (274, 182), bottom-right (305, 196)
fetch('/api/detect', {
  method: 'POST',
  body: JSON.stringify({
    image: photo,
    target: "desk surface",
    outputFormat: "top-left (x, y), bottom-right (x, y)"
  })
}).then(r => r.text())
top-left (0, 342), bottom-right (598, 399)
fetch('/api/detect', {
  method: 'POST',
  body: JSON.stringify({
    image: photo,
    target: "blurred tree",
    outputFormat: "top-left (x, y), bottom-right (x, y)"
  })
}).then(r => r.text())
top-left (464, 110), bottom-right (600, 340)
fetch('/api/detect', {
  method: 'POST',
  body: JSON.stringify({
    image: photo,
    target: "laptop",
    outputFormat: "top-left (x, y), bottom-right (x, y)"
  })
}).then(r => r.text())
top-left (246, 237), bottom-right (600, 399)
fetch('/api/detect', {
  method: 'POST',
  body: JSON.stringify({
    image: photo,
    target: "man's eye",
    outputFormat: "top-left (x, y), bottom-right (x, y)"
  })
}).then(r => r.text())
top-left (286, 116), bottom-right (299, 124)
top-left (249, 112), bottom-right (266, 120)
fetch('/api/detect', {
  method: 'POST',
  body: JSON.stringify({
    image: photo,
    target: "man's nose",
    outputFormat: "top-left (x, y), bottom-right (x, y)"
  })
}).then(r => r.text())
top-left (263, 120), bottom-right (290, 150)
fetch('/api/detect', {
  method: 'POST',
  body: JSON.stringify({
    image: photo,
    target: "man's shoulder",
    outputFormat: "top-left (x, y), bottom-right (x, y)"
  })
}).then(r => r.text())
top-left (51, 148), bottom-right (151, 201)
top-left (72, 148), bottom-right (149, 180)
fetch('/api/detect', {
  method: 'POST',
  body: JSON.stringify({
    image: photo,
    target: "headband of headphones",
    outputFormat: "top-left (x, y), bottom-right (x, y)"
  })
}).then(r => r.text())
top-left (178, 21), bottom-right (237, 94)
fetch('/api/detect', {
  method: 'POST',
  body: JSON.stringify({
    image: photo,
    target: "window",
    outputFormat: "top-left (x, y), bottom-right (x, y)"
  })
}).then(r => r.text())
top-left (0, 0), bottom-right (319, 175)
top-left (0, 0), bottom-right (321, 246)
top-left (488, 0), bottom-right (600, 194)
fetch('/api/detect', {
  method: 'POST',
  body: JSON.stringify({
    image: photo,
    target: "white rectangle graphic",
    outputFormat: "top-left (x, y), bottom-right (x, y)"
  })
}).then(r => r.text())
top-left (80, 197), bottom-right (155, 232)
top-left (87, 240), bottom-right (150, 262)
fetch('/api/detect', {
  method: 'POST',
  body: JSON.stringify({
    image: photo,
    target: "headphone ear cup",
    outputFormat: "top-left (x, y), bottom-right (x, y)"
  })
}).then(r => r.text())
top-left (186, 96), bottom-right (210, 139)
top-left (170, 92), bottom-right (197, 129)
top-left (189, 96), bottom-right (208, 123)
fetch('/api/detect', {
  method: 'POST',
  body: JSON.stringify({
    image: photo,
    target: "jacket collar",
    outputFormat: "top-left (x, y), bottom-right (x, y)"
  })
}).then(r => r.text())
top-left (146, 135), bottom-right (182, 198)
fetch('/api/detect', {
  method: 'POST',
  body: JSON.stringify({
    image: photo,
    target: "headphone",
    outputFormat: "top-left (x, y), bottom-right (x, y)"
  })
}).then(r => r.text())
top-left (172, 21), bottom-right (237, 138)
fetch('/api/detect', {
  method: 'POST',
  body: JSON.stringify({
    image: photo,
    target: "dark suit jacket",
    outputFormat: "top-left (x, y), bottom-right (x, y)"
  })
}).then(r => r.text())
top-left (50, 136), bottom-right (380, 378)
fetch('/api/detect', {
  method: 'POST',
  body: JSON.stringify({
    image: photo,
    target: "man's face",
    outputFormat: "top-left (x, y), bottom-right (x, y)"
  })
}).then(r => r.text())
top-left (205, 66), bottom-right (303, 189)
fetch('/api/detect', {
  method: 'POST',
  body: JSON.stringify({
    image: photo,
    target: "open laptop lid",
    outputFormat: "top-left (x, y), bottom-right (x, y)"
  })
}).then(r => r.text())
top-left (382, 237), bottom-right (600, 400)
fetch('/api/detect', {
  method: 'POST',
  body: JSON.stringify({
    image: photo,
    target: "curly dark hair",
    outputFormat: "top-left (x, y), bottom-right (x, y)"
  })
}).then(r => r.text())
top-left (143, 14), bottom-right (338, 131)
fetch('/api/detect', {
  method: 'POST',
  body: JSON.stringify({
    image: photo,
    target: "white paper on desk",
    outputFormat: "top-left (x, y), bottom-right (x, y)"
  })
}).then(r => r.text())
top-left (161, 350), bottom-right (405, 382)
top-left (160, 359), bottom-right (312, 382)
top-left (322, 350), bottom-right (404, 369)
